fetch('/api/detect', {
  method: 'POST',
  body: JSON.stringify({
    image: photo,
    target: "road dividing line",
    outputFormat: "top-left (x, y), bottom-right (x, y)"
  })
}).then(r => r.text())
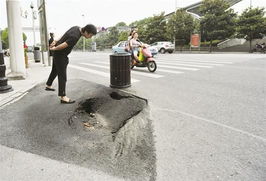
top-left (81, 63), bottom-right (164, 78)
top-left (69, 64), bottom-right (140, 83)
top-left (154, 107), bottom-right (266, 143)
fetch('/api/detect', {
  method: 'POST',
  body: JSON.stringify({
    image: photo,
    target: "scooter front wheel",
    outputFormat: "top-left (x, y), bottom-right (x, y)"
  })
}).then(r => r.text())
top-left (147, 61), bottom-right (157, 72)
top-left (130, 60), bottom-right (135, 69)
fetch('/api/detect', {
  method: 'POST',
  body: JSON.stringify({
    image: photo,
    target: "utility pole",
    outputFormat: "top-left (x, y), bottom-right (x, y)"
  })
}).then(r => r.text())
top-left (38, 0), bottom-right (50, 66)
top-left (6, 0), bottom-right (26, 79)
top-left (82, 14), bottom-right (85, 52)
top-left (30, 2), bottom-right (36, 47)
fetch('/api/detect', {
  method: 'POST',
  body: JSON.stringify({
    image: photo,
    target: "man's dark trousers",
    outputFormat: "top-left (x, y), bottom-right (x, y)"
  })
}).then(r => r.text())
top-left (46, 54), bottom-right (69, 96)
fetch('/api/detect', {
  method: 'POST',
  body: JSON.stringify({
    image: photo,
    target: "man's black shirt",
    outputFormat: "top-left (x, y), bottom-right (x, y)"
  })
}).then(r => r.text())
top-left (55, 26), bottom-right (82, 57)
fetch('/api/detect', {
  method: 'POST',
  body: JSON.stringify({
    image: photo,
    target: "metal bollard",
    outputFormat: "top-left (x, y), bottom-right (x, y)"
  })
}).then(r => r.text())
top-left (110, 54), bottom-right (131, 88)
top-left (0, 52), bottom-right (13, 93)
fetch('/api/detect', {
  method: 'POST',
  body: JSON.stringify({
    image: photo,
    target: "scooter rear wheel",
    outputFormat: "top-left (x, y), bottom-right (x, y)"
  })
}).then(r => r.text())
top-left (147, 61), bottom-right (157, 72)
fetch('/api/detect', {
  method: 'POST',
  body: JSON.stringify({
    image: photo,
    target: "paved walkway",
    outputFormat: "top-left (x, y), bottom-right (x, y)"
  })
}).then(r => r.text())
top-left (0, 56), bottom-right (51, 109)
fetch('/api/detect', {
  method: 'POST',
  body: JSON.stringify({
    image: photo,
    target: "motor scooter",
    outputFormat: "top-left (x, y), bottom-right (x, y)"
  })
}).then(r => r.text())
top-left (131, 46), bottom-right (157, 72)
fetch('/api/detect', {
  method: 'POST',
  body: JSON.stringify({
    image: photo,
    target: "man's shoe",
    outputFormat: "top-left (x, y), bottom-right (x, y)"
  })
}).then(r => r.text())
top-left (61, 99), bottom-right (75, 104)
top-left (45, 87), bottom-right (55, 91)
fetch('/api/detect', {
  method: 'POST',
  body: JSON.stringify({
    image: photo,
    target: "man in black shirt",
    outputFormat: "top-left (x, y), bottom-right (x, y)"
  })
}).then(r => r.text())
top-left (46, 24), bottom-right (97, 104)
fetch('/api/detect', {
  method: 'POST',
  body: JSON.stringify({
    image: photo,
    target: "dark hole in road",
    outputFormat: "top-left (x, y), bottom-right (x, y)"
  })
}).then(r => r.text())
top-left (110, 92), bottom-right (132, 100)
top-left (78, 98), bottom-right (104, 114)
top-left (75, 93), bottom-right (146, 136)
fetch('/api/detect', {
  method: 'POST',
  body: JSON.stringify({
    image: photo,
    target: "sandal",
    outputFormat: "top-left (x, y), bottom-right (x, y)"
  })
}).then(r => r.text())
top-left (45, 87), bottom-right (55, 91)
top-left (61, 99), bottom-right (75, 104)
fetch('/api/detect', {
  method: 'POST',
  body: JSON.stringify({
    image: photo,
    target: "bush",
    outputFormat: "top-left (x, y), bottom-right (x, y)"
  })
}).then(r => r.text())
top-left (200, 40), bottom-right (223, 47)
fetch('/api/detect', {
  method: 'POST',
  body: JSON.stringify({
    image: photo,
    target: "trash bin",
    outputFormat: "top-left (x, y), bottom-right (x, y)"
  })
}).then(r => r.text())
top-left (91, 42), bottom-right (96, 52)
top-left (33, 46), bottom-right (41, 62)
top-left (110, 53), bottom-right (131, 88)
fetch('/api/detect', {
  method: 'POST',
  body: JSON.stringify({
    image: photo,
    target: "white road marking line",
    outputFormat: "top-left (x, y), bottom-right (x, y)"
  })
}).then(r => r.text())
top-left (156, 69), bottom-right (184, 74)
top-left (94, 62), bottom-right (184, 75)
top-left (83, 62), bottom-right (164, 78)
top-left (156, 60), bottom-right (225, 66)
top-left (158, 65), bottom-right (199, 71)
top-left (154, 107), bottom-right (266, 143)
top-left (158, 59), bottom-right (233, 64)
top-left (157, 61), bottom-right (224, 66)
top-left (158, 62), bottom-right (213, 68)
top-left (69, 64), bottom-right (139, 83)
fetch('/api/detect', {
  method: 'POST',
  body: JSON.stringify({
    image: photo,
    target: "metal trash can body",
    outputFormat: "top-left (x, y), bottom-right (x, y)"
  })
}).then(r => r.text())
top-left (33, 47), bottom-right (41, 62)
top-left (110, 54), bottom-right (131, 88)
top-left (91, 42), bottom-right (96, 52)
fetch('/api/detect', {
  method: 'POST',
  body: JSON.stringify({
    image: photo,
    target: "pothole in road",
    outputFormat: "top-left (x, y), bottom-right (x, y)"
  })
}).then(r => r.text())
top-left (69, 91), bottom-right (146, 136)
top-left (109, 92), bottom-right (133, 100)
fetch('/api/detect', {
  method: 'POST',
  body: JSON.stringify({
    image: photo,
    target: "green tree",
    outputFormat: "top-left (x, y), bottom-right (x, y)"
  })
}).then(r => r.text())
top-left (107, 27), bottom-right (119, 46)
top-left (115, 22), bottom-right (127, 27)
top-left (130, 13), bottom-right (168, 44)
top-left (1, 28), bottom-right (27, 49)
top-left (1, 28), bottom-right (9, 49)
top-left (200, 0), bottom-right (236, 52)
top-left (74, 37), bottom-right (92, 50)
top-left (118, 31), bottom-right (128, 42)
top-left (236, 7), bottom-right (266, 52)
top-left (95, 33), bottom-right (109, 50)
top-left (166, 9), bottom-right (196, 49)
top-left (144, 13), bottom-right (168, 44)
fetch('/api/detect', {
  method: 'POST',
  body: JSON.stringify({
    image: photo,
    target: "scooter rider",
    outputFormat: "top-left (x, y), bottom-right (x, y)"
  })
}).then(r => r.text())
top-left (129, 32), bottom-right (142, 63)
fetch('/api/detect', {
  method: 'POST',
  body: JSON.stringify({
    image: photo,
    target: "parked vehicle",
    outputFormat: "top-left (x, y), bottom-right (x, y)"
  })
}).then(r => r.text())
top-left (252, 43), bottom-right (266, 53)
top-left (130, 46), bottom-right (157, 72)
top-left (112, 41), bottom-right (158, 56)
top-left (150, 41), bottom-right (174, 54)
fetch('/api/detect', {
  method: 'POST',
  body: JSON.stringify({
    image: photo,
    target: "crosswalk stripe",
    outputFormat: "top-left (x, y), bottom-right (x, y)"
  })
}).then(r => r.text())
top-left (156, 69), bottom-right (184, 74)
top-left (80, 63), bottom-right (164, 78)
top-left (156, 60), bottom-right (223, 66)
top-left (69, 64), bottom-right (140, 83)
top-left (157, 62), bottom-right (213, 68)
top-left (157, 59), bottom-right (233, 64)
top-left (94, 61), bottom-right (184, 75)
top-left (158, 65), bottom-right (199, 71)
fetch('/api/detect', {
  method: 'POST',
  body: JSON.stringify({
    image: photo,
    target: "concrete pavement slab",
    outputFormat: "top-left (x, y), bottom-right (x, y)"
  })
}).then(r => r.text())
top-left (0, 145), bottom-right (123, 181)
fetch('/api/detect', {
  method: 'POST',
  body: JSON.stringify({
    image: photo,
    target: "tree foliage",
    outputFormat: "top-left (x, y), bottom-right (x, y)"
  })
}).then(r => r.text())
top-left (166, 9), bottom-right (196, 46)
top-left (115, 22), bottom-right (127, 27)
top-left (74, 37), bottom-right (93, 50)
top-left (236, 7), bottom-right (266, 51)
top-left (132, 13), bottom-right (168, 44)
top-left (200, 0), bottom-right (236, 51)
top-left (1, 28), bottom-right (27, 49)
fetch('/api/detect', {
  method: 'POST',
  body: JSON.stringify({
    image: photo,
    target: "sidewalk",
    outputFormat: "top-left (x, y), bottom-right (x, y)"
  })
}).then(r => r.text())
top-left (0, 56), bottom-right (51, 109)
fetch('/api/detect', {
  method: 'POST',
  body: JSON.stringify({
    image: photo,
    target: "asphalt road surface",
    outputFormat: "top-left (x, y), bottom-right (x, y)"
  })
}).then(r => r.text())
top-left (67, 52), bottom-right (266, 181)
top-left (1, 51), bottom-right (265, 181)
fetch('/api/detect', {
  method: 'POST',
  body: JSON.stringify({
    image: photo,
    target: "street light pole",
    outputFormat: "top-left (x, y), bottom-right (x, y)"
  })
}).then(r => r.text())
top-left (30, 2), bottom-right (36, 47)
top-left (82, 14), bottom-right (85, 52)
